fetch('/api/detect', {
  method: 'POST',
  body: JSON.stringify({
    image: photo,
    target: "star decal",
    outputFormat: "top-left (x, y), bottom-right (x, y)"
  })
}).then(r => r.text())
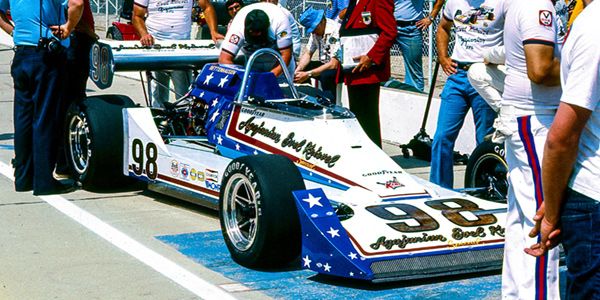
top-left (303, 193), bottom-right (323, 208)
top-left (327, 227), bottom-right (340, 238)
top-left (199, 91), bottom-right (205, 98)
top-left (212, 98), bottom-right (219, 107)
top-left (235, 143), bottom-right (241, 150)
top-left (210, 111), bottom-right (220, 122)
top-left (348, 252), bottom-right (357, 260)
top-left (217, 135), bottom-right (223, 145)
top-left (323, 263), bottom-right (331, 272)
top-left (253, 150), bottom-right (258, 155)
top-left (302, 255), bottom-right (312, 268)
top-left (203, 72), bottom-right (214, 85)
top-left (218, 75), bottom-right (229, 88)
top-left (349, 272), bottom-right (354, 277)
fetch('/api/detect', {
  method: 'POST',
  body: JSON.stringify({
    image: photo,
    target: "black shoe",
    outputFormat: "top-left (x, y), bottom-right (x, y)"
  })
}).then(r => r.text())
top-left (33, 181), bottom-right (75, 196)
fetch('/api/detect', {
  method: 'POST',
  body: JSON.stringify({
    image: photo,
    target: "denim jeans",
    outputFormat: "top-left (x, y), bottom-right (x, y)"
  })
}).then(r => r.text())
top-left (11, 47), bottom-right (66, 193)
top-left (430, 69), bottom-right (497, 188)
top-left (561, 188), bottom-right (600, 299)
top-left (396, 25), bottom-right (424, 92)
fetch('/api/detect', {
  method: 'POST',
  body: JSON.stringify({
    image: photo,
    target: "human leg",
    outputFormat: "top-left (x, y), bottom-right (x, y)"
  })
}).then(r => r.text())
top-left (502, 114), bottom-right (560, 300)
top-left (170, 70), bottom-right (192, 99)
top-left (430, 72), bottom-right (470, 188)
top-left (11, 49), bottom-right (34, 191)
top-left (347, 83), bottom-right (381, 147)
top-left (396, 26), bottom-right (424, 91)
top-left (151, 70), bottom-right (170, 108)
top-left (467, 63), bottom-right (506, 112)
top-left (561, 188), bottom-right (600, 299)
top-left (320, 69), bottom-right (338, 98)
top-left (468, 83), bottom-right (497, 144)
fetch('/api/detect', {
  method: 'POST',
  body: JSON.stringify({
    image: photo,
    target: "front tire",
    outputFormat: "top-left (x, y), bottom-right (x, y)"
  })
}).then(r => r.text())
top-left (464, 140), bottom-right (508, 201)
top-left (219, 154), bottom-right (306, 268)
top-left (106, 26), bottom-right (123, 40)
top-left (65, 95), bottom-right (135, 190)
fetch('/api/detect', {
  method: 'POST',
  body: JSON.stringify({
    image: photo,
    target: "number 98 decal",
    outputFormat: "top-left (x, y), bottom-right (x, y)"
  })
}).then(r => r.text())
top-left (367, 199), bottom-right (499, 233)
top-left (131, 139), bottom-right (158, 180)
top-left (90, 43), bottom-right (114, 89)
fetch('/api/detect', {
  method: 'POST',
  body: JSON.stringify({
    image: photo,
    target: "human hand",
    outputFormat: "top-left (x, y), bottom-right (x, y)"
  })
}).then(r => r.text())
top-left (351, 55), bottom-right (373, 73)
top-left (211, 31), bottom-right (225, 44)
top-left (416, 17), bottom-right (432, 30)
top-left (524, 204), bottom-right (562, 257)
top-left (294, 71), bottom-right (309, 83)
top-left (139, 34), bottom-right (155, 47)
top-left (49, 24), bottom-right (73, 40)
top-left (440, 57), bottom-right (457, 75)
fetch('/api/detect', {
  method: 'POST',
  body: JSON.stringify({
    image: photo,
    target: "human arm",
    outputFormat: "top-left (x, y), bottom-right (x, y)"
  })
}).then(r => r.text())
top-left (483, 46), bottom-right (505, 65)
top-left (295, 57), bottom-right (339, 83)
top-left (352, 0), bottom-right (396, 73)
top-left (295, 49), bottom-right (313, 72)
top-left (416, 0), bottom-right (444, 30)
top-left (51, 0), bottom-right (84, 40)
top-left (525, 102), bottom-right (591, 257)
top-left (436, 16), bottom-right (457, 75)
top-left (524, 43), bottom-right (560, 86)
top-left (197, 0), bottom-right (225, 43)
top-left (132, 3), bottom-right (154, 47)
top-left (0, 9), bottom-right (13, 35)
top-left (218, 49), bottom-right (235, 64)
top-left (271, 46), bottom-right (292, 78)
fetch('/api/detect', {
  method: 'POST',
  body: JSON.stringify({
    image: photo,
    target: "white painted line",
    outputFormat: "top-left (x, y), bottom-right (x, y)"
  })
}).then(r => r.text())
top-left (0, 161), bottom-right (237, 300)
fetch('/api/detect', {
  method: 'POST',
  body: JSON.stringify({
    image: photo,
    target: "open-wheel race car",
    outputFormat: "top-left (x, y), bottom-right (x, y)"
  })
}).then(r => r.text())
top-left (72, 44), bottom-right (508, 282)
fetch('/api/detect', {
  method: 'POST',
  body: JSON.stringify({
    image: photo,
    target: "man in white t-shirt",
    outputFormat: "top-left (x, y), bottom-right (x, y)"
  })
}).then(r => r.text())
top-left (501, 0), bottom-right (562, 298)
top-left (258, 0), bottom-right (301, 60)
top-left (219, 3), bottom-right (294, 79)
top-left (133, 0), bottom-right (224, 108)
top-left (431, 0), bottom-right (509, 189)
top-left (525, 0), bottom-right (600, 298)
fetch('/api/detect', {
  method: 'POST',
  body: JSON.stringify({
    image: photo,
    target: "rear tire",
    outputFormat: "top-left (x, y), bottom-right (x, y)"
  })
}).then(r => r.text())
top-left (219, 154), bottom-right (305, 268)
top-left (464, 140), bottom-right (508, 201)
top-left (65, 95), bottom-right (136, 190)
top-left (106, 26), bottom-right (123, 40)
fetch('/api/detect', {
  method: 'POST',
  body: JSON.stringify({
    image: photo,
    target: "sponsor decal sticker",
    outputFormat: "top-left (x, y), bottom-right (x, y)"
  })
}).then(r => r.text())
top-left (362, 170), bottom-right (402, 177)
top-left (361, 11), bottom-right (372, 25)
top-left (539, 10), bottom-right (552, 26)
top-left (197, 171), bottom-right (205, 181)
top-left (191, 168), bottom-right (197, 180)
top-left (376, 176), bottom-right (404, 189)
top-left (205, 180), bottom-right (221, 191)
top-left (216, 109), bottom-right (231, 130)
top-left (181, 164), bottom-right (190, 180)
top-left (170, 160), bottom-right (179, 177)
top-left (206, 169), bottom-right (218, 182)
top-left (279, 31), bottom-right (288, 38)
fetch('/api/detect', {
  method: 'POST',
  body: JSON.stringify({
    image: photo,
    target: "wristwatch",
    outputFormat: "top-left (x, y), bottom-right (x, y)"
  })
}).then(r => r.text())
top-left (308, 71), bottom-right (313, 78)
top-left (428, 15), bottom-right (434, 22)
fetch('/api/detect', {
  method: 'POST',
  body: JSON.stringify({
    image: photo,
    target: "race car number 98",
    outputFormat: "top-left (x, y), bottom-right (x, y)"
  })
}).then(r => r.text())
top-left (366, 199), bottom-right (498, 232)
top-left (131, 139), bottom-right (158, 180)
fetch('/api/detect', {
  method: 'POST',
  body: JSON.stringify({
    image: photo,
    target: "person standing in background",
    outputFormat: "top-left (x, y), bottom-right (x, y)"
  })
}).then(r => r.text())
top-left (340, 0), bottom-right (397, 147)
top-left (259, 0), bottom-right (301, 61)
top-left (55, 0), bottom-right (98, 178)
top-left (430, 0), bottom-right (508, 189)
top-left (0, 0), bottom-right (83, 195)
top-left (133, 0), bottom-right (223, 108)
top-left (326, 0), bottom-right (348, 23)
top-left (393, 0), bottom-right (444, 92)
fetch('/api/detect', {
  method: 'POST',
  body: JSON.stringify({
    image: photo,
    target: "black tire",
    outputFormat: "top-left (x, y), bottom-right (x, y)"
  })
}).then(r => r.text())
top-left (464, 140), bottom-right (508, 201)
top-left (65, 95), bottom-right (136, 190)
top-left (219, 154), bottom-right (306, 268)
top-left (106, 26), bottom-right (124, 40)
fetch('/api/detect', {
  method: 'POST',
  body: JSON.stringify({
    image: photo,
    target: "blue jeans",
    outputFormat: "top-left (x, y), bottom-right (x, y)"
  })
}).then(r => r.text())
top-left (11, 47), bottom-right (66, 193)
top-left (561, 188), bottom-right (600, 299)
top-left (430, 70), bottom-right (496, 188)
top-left (396, 25), bottom-right (424, 91)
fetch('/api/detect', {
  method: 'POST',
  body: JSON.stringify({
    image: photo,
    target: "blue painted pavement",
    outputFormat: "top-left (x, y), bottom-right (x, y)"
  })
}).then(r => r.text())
top-left (157, 231), bottom-right (567, 299)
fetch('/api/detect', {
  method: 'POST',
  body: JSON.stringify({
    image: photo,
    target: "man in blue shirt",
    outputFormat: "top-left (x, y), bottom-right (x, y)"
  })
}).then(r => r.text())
top-left (0, 0), bottom-right (83, 195)
top-left (394, 0), bottom-right (444, 91)
top-left (325, 0), bottom-right (348, 22)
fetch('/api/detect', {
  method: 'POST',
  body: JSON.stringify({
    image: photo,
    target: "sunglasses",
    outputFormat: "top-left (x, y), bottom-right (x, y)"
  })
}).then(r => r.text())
top-left (228, 4), bottom-right (241, 11)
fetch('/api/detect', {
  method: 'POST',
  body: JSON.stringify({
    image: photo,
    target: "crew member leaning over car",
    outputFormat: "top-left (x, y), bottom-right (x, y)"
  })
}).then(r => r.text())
top-left (219, 2), bottom-right (294, 80)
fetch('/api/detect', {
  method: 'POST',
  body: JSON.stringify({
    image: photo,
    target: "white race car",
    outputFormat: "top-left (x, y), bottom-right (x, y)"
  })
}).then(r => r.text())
top-left (69, 43), bottom-right (507, 282)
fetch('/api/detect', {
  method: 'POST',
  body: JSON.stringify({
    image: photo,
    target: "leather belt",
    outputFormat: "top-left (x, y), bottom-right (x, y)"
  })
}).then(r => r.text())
top-left (396, 20), bottom-right (417, 27)
top-left (14, 45), bottom-right (38, 51)
top-left (456, 61), bottom-right (475, 71)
